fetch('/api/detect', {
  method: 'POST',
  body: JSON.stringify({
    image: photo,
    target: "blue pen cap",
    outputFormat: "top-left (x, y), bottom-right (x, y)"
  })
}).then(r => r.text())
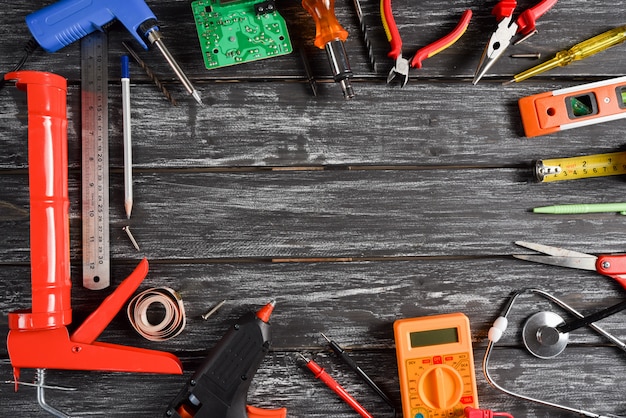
top-left (121, 55), bottom-right (130, 78)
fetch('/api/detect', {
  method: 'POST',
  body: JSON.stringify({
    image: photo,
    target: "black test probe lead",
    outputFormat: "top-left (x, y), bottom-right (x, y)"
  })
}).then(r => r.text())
top-left (321, 333), bottom-right (396, 413)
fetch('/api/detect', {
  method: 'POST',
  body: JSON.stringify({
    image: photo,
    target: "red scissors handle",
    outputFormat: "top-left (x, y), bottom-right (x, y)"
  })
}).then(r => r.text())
top-left (596, 254), bottom-right (626, 290)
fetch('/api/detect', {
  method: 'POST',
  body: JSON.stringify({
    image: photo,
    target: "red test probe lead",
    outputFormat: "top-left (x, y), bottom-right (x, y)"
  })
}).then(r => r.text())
top-left (298, 354), bottom-right (374, 418)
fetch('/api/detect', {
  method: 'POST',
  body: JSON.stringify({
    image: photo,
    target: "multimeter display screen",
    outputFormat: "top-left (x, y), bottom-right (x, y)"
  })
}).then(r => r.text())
top-left (410, 327), bottom-right (459, 348)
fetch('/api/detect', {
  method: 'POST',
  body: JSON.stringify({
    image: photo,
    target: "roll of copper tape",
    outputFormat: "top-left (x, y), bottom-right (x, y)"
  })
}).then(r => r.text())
top-left (127, 287), bottom-right (186, 341)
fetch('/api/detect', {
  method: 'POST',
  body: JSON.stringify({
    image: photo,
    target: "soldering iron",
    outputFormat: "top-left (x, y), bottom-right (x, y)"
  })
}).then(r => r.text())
top-left (24, 0), bottom-right (202, 104)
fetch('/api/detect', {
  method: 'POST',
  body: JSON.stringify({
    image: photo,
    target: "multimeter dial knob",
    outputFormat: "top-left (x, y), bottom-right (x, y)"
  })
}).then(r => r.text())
top-left (417, 364), bottom-right (463, 410)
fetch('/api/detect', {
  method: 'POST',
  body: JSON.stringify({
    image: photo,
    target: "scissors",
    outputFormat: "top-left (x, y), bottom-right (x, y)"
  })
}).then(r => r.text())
top-left (513, 241), bottom-right (626, 290)
top-left (472, 0), bottom-right (557, 84)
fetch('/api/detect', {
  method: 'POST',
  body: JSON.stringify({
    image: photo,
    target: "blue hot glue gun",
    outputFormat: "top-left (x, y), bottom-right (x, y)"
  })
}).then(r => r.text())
top-left (25, 0), bottom-right (202, 103)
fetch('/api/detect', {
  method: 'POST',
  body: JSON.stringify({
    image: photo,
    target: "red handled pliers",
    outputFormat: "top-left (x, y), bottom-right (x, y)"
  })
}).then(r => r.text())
top-left (381, 0), bottom-right (472, 87)
top-left (473, 0), bottom-right (557, 84)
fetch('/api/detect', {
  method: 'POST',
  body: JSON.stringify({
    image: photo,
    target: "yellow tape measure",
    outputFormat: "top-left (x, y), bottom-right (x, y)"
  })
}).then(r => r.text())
top-left (535, 151), bottom-right (626, 182)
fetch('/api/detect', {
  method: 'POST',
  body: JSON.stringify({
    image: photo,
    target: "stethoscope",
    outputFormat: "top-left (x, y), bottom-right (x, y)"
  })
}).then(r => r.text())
top-left (483, 288), bottom-right (626, 418)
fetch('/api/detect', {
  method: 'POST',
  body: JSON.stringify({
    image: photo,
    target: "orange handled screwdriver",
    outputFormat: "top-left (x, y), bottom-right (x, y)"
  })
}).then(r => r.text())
top-left (302, 0), bottom-right (354, 99)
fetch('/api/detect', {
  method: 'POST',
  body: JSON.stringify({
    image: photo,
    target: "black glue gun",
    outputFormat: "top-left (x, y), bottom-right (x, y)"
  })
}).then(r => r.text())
top-left (164, 301), bottom-right (287, 418)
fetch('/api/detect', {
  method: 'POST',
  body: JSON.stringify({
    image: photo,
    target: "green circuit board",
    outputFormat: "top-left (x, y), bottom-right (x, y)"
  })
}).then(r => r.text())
top-left (191, 0), bottom-right (293, 70)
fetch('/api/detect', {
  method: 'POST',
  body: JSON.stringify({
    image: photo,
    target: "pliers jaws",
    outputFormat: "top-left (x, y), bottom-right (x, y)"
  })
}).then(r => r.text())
top-left (473, 16), bottom-right (518, 84)
top-left (387, 56), bottom-right (410, 87)
top-left (473, 0), bottom-right (557, 84)
top-left (381, 0), bottom-right (472, 87)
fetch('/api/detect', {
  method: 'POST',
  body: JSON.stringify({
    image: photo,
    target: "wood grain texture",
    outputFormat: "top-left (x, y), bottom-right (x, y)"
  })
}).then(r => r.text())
top-left (2, 0), bottom-right (626, 417)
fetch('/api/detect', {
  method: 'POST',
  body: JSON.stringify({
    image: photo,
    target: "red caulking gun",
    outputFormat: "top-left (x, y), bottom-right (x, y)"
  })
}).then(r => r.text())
top-left (4, 71), bottom-right (183, 414)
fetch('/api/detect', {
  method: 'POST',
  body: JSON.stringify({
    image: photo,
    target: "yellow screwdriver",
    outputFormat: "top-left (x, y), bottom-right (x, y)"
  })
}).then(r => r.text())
top-left (506, 25), bottom-right (626, 84)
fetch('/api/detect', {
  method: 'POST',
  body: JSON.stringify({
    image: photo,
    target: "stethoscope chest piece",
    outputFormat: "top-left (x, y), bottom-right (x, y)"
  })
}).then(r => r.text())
top-left (522, 311), bottom-right (569, 359)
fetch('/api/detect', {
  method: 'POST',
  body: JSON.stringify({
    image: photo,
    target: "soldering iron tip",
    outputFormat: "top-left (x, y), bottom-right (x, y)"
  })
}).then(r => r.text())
top-left (192, 90), bottom-right (203, 105)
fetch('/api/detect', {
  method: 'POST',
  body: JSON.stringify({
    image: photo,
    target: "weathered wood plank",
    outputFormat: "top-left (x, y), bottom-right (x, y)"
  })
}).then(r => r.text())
top-left (2, 260), bottom-right (626, 417)
top-left (2, 1), bottom-right (626, 417)
top-left (1, 169), bottom-right (626, 263)
top-left (3, 80), bottom-right (626, 170)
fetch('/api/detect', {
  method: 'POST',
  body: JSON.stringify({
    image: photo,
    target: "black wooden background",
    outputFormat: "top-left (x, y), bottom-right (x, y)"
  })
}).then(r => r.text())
top-left (2, 0), bottom-right (626, 417)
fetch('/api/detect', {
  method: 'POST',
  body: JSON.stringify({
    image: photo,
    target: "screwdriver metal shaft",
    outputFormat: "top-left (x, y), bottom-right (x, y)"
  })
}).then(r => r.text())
top-left (302, 0), bottom-right (355, 99)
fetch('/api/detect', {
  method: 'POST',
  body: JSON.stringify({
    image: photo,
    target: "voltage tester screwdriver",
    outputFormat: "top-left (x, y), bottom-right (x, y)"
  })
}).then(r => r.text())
top-left (506, 24), bottom-right (626, 84)
top-left (24, 0), bottom-right (202, 104)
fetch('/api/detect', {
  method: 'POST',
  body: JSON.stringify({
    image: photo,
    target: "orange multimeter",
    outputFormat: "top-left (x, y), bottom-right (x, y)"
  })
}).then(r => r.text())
top-left (394, 313), bottom-right (478, 418)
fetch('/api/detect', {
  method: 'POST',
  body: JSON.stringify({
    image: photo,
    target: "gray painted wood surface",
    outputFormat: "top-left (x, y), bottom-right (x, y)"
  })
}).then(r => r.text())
top-left (2, 0), bottom-right (626, 417)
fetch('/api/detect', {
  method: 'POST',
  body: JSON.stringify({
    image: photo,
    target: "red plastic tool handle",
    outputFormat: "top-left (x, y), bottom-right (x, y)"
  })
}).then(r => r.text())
top-left (5, 71), bottom-right (71, 331)
top-left (492, 0), bottom-right (517, 20)
top-left (515, 0), bottom-right (557, 35)
top-left (411, 10), bottom-right (472, 69)
top-left (246, 405), bottom-right (288, 418)
top-left (381, 0), bottom-right (402, 60)
top-left (596, 254), bottom-right (626, 290)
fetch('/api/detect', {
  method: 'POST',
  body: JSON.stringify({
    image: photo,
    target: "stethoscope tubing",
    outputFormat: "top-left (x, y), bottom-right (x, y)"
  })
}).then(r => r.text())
top-left (483, 287), bottom-right (625, 418)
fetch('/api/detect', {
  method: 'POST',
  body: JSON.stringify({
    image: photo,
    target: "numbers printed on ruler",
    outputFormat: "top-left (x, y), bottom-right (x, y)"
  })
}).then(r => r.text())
top-left (81, 31), bottom-right (110, 290)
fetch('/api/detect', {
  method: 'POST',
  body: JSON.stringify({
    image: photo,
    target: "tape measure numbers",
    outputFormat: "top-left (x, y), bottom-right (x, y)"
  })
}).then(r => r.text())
top-left (535, 151), bottom-right (626, 182)
top-left (81, 31), bottom-right (110, 290)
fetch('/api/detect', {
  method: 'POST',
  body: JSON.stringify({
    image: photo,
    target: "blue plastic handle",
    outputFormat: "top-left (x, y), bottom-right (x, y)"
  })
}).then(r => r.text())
top-left (25, 0), bottom-right (158, 52)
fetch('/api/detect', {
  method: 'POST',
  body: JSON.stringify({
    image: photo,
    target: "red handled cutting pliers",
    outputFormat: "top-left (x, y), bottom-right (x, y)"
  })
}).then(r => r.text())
top-left (473, 0), bottom-right (557, 84)
top-left (381, 0), bottom-right (472, 87)
top-left (514, 241), bottom-right (626, 290)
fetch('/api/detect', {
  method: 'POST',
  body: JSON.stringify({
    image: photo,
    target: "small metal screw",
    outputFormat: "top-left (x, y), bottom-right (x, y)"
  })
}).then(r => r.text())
top-left (510, 53), bottom-right (542, 59)
top-left (201, 299), bottom-right (226, 320)
top-left (602, 261), bottom-right (611, 269)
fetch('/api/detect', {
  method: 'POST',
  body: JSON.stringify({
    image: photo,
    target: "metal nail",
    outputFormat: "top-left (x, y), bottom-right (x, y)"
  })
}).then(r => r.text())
top-left (123, 226), bottom-right (140, 251)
